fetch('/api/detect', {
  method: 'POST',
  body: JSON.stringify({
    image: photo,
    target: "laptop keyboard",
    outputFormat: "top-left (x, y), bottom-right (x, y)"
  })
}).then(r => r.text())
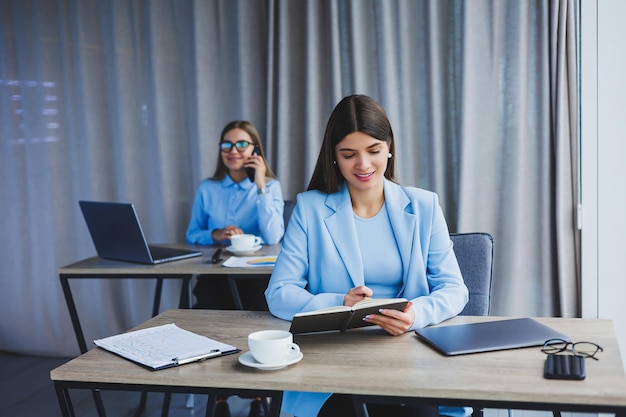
top-left (149, 245), bottom-right (201, 261)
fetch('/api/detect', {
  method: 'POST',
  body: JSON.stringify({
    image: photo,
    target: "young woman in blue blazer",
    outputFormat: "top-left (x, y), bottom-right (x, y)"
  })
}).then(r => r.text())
top-left (265, 95), bottom-right (469, 417)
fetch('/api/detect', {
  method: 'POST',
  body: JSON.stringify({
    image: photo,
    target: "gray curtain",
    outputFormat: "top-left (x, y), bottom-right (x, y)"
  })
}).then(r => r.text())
top-left (0, 0), bottom-right (579, 357)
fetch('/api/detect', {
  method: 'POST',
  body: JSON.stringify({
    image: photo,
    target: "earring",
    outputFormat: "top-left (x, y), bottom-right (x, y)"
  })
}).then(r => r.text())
top-left (333, 160), bottom-right (337, 165)
top-left (388, 153), bottom-right (392, 159)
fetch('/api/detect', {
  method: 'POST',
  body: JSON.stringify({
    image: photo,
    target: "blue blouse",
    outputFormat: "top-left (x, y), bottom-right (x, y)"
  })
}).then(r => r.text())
top-left (354, 203), bottom-right (403, 298)
top-left (186, 175), bottom-right (285, 245)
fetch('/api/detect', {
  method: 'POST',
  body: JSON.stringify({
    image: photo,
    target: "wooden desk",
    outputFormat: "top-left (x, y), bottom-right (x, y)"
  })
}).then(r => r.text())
top-left (51, 310), bottom-right (626, 417)
top-left (58, 244), bottom-right (279, 354)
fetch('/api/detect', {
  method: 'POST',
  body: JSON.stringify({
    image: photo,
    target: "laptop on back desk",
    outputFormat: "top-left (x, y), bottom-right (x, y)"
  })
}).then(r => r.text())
top-left (79, 200), bottom-right (202, 265)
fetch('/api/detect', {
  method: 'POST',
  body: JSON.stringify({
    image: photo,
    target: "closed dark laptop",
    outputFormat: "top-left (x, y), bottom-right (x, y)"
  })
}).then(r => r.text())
top-left (415, 318), bottom-right (570, 356)
top-left (79, 200), bottom-right (202, 265)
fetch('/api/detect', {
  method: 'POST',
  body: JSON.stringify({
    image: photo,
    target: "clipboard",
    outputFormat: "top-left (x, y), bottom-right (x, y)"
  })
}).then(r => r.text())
top-left (94, 323), bottom-right (240, 370)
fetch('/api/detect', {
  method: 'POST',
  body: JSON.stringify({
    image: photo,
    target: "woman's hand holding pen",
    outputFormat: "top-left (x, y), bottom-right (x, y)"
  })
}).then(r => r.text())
top-left (345, 286), bottom-right (415, 336)
top-left (363, 301), bottom-right (415, 336)
top-left (344, 285), bottom-right (373, 307)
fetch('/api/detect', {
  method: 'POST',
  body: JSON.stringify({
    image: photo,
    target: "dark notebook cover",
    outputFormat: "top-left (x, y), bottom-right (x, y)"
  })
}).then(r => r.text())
top-left (290, 298), bottom-right (409, 334)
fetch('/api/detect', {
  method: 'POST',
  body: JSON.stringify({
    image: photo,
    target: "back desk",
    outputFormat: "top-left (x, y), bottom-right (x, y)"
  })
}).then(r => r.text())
top-left (58, 244), bottom-right (280, 354)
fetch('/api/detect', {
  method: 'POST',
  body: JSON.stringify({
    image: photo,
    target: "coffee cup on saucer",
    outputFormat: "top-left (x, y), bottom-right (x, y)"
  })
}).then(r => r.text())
top-left (248, 330), bottom-right (300, 365)
top-left (230, 234), bottom-right (262, 251)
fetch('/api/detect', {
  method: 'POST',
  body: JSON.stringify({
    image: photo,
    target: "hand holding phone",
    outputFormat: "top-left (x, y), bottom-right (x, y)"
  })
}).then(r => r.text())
top-left (246, 147), bottom-right (261, 182)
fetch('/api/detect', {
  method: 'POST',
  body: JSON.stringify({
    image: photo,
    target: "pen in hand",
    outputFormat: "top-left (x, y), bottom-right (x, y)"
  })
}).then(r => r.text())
top-left (211, 248), bottom-right (223, 264)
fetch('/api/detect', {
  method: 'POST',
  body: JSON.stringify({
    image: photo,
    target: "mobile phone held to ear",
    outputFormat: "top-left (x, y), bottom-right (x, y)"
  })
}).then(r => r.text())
top-left (246, 147), bottom-right (261, 182)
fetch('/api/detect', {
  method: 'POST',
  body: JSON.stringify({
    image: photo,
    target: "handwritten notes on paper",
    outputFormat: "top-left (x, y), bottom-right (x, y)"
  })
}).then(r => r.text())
top-left (94, 323), bottom-right (238, 370)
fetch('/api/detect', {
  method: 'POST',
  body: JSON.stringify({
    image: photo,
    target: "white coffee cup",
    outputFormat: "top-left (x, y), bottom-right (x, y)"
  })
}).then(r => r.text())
top-left (248, 330), bottom-right (300, 365)
top-left (230, 234), bottom-right (262, 250)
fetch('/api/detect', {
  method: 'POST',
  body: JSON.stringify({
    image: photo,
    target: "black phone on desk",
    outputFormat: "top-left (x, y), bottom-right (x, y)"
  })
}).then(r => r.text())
top-left (544, 354), bottom-right (586, 380)
top-left (246, 147), bottom-right (261, 182)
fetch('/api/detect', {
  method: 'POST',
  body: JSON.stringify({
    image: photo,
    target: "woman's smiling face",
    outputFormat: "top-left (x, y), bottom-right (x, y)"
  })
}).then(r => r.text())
top-left (335, 131), bottom-right (389, 193)
top-left (220, 128), bottom-right (254, 172)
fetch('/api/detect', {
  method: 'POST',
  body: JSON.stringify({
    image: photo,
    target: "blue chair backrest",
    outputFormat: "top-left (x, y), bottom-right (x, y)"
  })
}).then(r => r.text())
top-left (450, 232), bottom-right (494, 316)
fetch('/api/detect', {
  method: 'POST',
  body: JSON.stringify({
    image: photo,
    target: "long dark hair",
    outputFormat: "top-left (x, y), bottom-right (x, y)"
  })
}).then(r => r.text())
top-left (307, 95), bottom-right (396, 193)
top-left (211, 120), bottom-right (276, 180)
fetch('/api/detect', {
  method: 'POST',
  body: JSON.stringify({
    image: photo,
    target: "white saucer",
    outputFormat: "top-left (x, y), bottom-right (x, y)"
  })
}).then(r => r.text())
top-left (238, 350), bottom-right (303, 370)
top-left (226, 245), bottom-right (262, 256)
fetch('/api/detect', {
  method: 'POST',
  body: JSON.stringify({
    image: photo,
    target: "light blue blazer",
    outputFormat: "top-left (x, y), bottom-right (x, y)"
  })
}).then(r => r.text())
top-left (265, 180), bottom-right (469, 417)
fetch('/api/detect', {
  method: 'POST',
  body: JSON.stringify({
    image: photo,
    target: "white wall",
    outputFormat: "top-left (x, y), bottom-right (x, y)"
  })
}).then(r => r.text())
top-left (581, 0), bottom-right (626, 368)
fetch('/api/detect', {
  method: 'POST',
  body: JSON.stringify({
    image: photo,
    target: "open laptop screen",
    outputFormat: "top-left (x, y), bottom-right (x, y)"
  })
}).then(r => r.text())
top-left (79, 200), bottom-right (202, 264)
